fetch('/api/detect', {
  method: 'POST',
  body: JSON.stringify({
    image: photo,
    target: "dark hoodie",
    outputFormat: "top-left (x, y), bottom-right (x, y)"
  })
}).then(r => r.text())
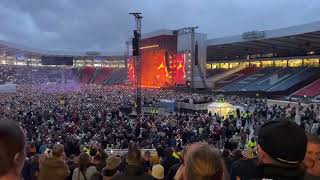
top-left (111, 165), bottom-right (152, 180)
top-left (38, 155), bottom-right (70, 180)
top-left (246, 164), bottom-right (305, 180)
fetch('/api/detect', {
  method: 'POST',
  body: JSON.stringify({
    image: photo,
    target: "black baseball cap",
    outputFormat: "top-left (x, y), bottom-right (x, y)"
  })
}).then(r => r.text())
top-left (258, 120), bottom-right (307, 165)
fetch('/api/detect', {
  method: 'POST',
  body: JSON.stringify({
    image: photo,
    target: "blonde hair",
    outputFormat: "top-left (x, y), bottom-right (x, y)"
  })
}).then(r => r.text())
top-left (184, 143), bottom-right (224, 180)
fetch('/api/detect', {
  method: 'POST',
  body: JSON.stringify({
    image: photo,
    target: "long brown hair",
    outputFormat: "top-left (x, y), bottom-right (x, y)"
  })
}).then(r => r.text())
top-left (78, 152), bottom-right (90, 173)
top-left (127, 142), bottom-right (141, 165)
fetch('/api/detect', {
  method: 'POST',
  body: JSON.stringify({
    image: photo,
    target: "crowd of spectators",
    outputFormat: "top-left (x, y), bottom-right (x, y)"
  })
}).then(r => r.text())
top-left (0, 65), bottom-right (77, 85)
top-left (0, 65), bottom-right (319, 179)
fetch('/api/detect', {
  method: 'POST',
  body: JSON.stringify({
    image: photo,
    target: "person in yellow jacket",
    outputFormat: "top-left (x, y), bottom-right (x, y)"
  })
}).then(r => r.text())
top-left (246, 137), bottom-right (257, 149)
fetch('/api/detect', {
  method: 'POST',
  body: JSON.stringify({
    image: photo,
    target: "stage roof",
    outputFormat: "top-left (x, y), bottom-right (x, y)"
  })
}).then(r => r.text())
top-left (0, 39), bottom-right (125, 60)
top-left (207, 21), bottom-right (320, 61)
top-left (141, 29), bottom-right (174, 39)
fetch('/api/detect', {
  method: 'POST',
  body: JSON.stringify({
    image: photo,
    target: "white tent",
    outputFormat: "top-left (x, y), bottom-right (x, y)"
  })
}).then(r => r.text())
top-left (207, 102), bottom-right (244, 117)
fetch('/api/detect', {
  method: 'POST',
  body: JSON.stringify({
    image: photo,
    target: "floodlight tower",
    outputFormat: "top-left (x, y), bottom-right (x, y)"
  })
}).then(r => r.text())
top-left (130, 13), bottom-right (143, 115)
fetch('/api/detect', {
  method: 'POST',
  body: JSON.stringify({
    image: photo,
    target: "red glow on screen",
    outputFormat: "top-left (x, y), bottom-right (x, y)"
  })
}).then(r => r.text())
top-left (175, 53), bottom-right (186, 85)
top-left (128, 51), bottom-right (186, 87)
top-left (128, 57), bottom-right (135, 83)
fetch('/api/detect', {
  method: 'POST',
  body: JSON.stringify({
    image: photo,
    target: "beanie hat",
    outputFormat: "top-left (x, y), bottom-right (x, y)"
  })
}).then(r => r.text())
top-left (258, 120), bottom-right (307, 165)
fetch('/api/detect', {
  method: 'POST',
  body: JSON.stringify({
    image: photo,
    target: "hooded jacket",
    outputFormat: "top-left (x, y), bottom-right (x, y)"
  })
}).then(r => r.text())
top-left (111, 165), bottom-right (152, 180)
top-left (38, 155), bottom-right (70, 180)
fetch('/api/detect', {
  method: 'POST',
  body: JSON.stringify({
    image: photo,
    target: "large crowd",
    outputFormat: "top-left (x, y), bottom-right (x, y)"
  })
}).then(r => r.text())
top-left (0, 65), bottom-right (319, 180)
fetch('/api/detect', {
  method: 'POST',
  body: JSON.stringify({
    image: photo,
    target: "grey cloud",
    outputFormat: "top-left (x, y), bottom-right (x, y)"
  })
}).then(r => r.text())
top-left (0, 0), bottom-right (319, 53)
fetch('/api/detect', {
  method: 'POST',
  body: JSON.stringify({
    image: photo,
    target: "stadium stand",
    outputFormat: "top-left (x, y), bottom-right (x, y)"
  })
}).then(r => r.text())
top-left (103, 68), bottom-right (127, 85)
top-left (0, 65), bottom-right (78, 85)
top-left (94, 67), bottom-right (114, 84)
top-left (266, 67), bottom-right (320, 92)
top-left (206, 68), bottom-right (228, 78)
top-left (242, 67), bottom-right (304, 91)
top-left (80, 66), bottom-right (96, 84)
top-left (214, 67), bottom-right (260, 89)
top-left (293, 78), bottom-right (320, 97)
top-left (222, 67), bottom-right (280, 91)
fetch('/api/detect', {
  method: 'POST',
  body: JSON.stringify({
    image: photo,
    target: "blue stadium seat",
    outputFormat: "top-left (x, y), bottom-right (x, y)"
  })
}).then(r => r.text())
top-left (242, 67), bottom-right (304, 91)
top-left (267, 67), bottom-right (320, 92)
top-left (222, 67), bottom-right (280, 91)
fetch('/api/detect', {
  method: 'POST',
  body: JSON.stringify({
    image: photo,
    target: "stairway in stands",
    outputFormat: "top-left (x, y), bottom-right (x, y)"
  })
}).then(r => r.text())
top-left (80, 66), bottom-right (95, 84)
top-left (222, 67), bottom-right (280, 91)
top-left (215, 67), bottom-right (259, 90)
top-left (94, 67), bottom-right (114, 84)
top-left (293, 78), bottom-right (320, 97)
top-left (103, 68), bottom-right (127, 85)
top-left (266, 67), bottom-right (320, 93)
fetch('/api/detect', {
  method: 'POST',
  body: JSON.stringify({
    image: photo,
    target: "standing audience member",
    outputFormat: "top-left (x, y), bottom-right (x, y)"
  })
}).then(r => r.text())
top-left (112, 142), bottom-right (153, 180)
top-left (175, 143), bottom-right (225, 180)
top-left (161, 148), bottom-right (180, 176)
top-left (165, 150), bottom-right (185, 180)
top-left (224, 149), bottom-right (243, 174)
top-left (0, 120), bottom-right (26, 180)
top-left (102, 155), bottom-right (121, 180)
top-left (304, 134), bottom-right (320, 180)
top-left (143, 151), bottom-right (152, 173)
top-left (230, 148), bottom-right (258, 180)
top-left (151, 164), bottom-right (164, 180)
top-left (72, 152), bottom-right (97, 180)
top-left (255, 120), bottom-right (307, 180)
top-left (38, 144), bottom-right (70, 180)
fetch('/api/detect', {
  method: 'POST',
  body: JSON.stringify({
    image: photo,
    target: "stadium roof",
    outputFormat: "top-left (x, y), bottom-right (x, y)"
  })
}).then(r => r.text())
top-left (0, 39), bottom-right (125, 60)
top-left (207, 20), bottom-right (320, 61)
top-left (141, 29), bottom-right (174, 39)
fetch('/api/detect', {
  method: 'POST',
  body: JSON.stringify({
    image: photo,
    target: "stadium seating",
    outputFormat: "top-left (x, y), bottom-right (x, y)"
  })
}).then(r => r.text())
top-left (94, 67), bottom-right (114, 84)
top-left (293, 78), bottom-right (320, 97)
top-left (215, 67), bottom-right (259, 89)
top-left (222, 67), bottom-right (280, 91)
top-left (0, 65), bottom-right (79, 85)
top-left (80, 66), bottom-right (95, 84)
top-left (103, 68), bottom-right (127, 85)
top-left (242, 67), bottom-right (304, 91)
top-left (267, 67), bottom-right (320, 92)
top-left (206, 68), bottom-right (228, 78)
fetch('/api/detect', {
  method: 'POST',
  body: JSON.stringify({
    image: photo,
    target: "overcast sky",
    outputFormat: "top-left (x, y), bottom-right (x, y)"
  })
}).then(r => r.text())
top-left (0, 0), bottom-right (319, 53)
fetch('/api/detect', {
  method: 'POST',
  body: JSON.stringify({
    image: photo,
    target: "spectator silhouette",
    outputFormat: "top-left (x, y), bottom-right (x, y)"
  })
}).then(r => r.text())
top-left (175, 143), bottom-right (225, 180)
top-left (255, 120), bottom-right (307, 180)
top-left (112, 142), bottom-right (153, 180)
top-left (0, 120), bottom-right (26, 180)
top-left (38, 144), bottom-right (70, 180)
top-left (72, 152), bottom-right (97, 180)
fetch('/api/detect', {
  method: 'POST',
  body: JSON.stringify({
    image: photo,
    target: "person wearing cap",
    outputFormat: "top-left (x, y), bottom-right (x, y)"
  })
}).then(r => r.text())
top-left (255, 119), bottom-right (307, 180)
top-left (38, 144), bottom-right (70, 180)
top-left (151, 164), bottom-right (164, 180)
top-left (102, 155), bottom-right (121, 180)
top-left (230, 147), bottom-right (258, 180)
top-left (304, 134), bottom-right (320, 180)
top-left (0, 120), bottom-right (26, 180)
